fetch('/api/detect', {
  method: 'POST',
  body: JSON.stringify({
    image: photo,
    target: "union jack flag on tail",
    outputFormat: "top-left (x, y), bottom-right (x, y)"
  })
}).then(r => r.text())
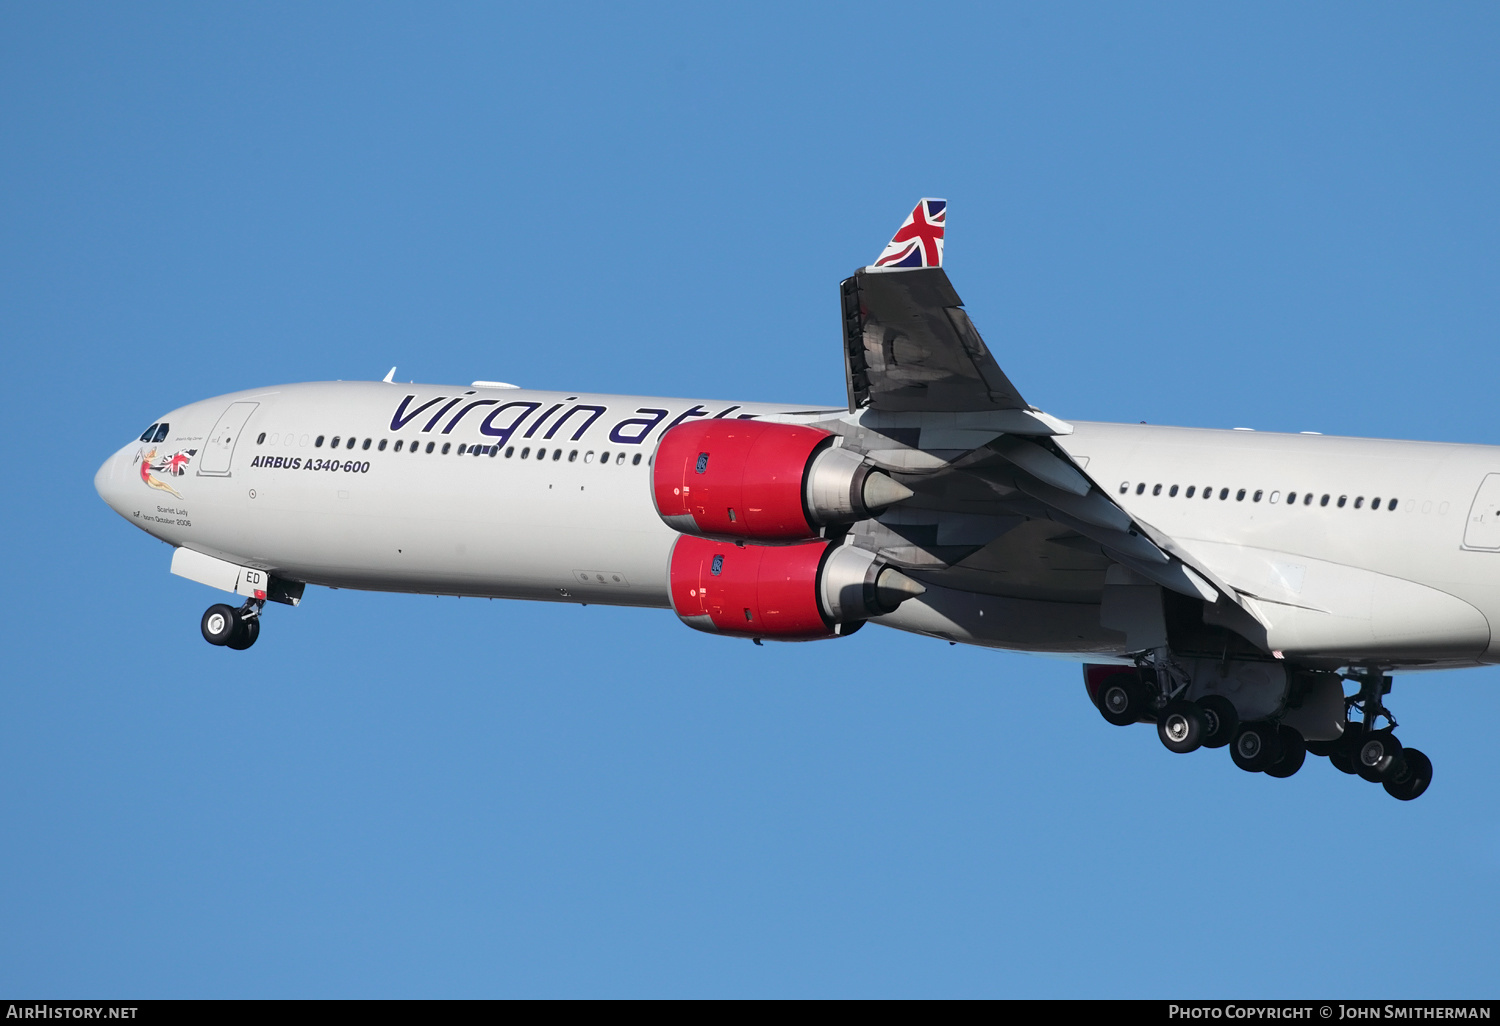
top-left (873, 198), bottom-right (946, 268)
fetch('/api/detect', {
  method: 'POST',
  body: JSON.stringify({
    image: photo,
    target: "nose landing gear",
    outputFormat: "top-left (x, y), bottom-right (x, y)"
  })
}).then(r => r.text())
top-left (201, 598), bottom-right (263, 650)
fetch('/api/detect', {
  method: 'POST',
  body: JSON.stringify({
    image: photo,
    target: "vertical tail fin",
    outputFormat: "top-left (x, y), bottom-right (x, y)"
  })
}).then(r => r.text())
top-left (873, 198), bottom-right (947, 268)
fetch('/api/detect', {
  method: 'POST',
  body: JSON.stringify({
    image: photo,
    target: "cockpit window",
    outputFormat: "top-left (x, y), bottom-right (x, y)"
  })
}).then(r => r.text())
top-left (139, 424), bottom-right (159, 442)
top-left (151, 423), bottom-right (170, 443)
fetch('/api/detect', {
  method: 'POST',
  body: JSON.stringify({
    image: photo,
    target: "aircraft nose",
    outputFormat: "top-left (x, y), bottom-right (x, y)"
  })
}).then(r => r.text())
top-left (95, 446), bottom-right (132, 516)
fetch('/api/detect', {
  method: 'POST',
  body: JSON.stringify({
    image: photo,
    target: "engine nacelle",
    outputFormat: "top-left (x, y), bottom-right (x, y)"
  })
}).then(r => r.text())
top-left (668, 535), bottom-right (925, 640)
top-left (652, 420), bottom-right (912, 542)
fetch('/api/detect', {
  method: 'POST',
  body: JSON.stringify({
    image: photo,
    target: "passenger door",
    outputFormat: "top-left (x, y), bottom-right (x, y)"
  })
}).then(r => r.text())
top-left (197, 402), bottom-right (259, 477)
top-left (1462, 473), bottom-right (1500, 550)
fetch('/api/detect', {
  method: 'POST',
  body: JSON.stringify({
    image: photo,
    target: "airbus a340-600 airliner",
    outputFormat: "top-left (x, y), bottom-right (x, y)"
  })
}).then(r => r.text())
top-left (95, 199), bottom-right (1500, 800)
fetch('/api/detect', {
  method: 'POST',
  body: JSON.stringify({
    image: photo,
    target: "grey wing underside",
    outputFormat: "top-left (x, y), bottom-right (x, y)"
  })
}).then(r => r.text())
top-left (841, 267), bottom-right (1028, 413)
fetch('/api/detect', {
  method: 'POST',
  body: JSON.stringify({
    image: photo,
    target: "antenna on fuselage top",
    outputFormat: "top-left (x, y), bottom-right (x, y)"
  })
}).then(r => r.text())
top-left (382, 367), bottom-right (396, 383)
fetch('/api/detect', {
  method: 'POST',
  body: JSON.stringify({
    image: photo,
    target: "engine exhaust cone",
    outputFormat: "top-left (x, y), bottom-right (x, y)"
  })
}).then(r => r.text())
top-left (874, 567), bottom-right (926, 609)
top-left (861, 472), bottom-right (915, 512)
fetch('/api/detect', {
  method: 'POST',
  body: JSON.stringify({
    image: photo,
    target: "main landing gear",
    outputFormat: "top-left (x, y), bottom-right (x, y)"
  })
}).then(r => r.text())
top-left (1315, 669), bottom-right (1433, 802)
top-left (1086, 659), bottom-right (1432, 800)
top-left (201, 599), bottom-right (262, 650)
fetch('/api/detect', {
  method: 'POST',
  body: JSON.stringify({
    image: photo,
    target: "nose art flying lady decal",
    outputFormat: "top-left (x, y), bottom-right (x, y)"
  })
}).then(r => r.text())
top-left (134, 446), bottom-right (198, 499)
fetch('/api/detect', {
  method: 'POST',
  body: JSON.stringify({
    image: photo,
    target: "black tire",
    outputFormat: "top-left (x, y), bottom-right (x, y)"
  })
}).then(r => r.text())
top-left (1230, 721), bottom-right (1283, 773)
top-left (1382, 748), bottom-right (1433, 801)
top-left (1097, 672), bottom-right (1150, 727)
top-left (1264, 725), bottom-right (1308, 778)
top-left (226, 616), bottom-right (259, 650)
top-left (1337, 720), bottom-right (1366, 751)
top-left (1356, 730), bottom-right (1403, 783)
top-left (201, 604), bottom-right (239, 646)
top-left (1305, 734), bottom-right (1342, 757)
top-left (1327, 720), bottom-right (1364, 773)
top-left (1157, 700), bottom-right (1205, 754)
top-left (1197, 695), bottom-right (1239, 749)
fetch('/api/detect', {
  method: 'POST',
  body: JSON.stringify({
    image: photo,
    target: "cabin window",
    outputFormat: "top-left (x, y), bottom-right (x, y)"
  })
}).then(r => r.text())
top-left (1136, 483), bottom-right (1146, 495)
top-left (394, 440), bottom-right (403, 452)
top-left (425, 442), bottom-right (435, 454)
top-left (488, 445), bottom-right (497, 457)
top-left (330, 436), bottom-right (340, 448)
top-left (1287, 492), bottom-right (1297, 504)
top-left (1372, 498), bottom-right (1381, 509)
top-left (569, 450), bottom-right (578, 462)
top-left (441, 443), bottom-right (451, 455)
top-left (1253, 490), bottom-right (1263, 502)
top-left (257, 432), bottom-right (266, 445)
top-left (1388, 498), bottom-right (1398, 511)
top-left (617, 453), bottom-right (626, 465)
top-left (362, 438), bottom-right (372, 450)
top-left (1321, 494), bottom-right (1330, 506)
top-left (1119, 482), bottom-right (1130, 494)
top-left (601, 451), bottom-right (611, 464)
top-left (633, 454), bottom-right (642, 466)
top-left (1219, 488), bottom-right (1229, 500)
top-left (1354, 496), bottom-right (1364, 508)
top-left (1337, 495), bottom-right (1347, 508)
top-left (1151, 484), bottom-right (1160, 496)
top-left (1304, 493), bottom-right (1313, 505)
top-left (457, 443), bottom-right (467, 455)
top-left (1169, 485), bottom-right (1179, 497)
top-left (553, 449), bottom-right (563, 461)
top-left (378, 439), bottom-right (387, 451)
top-left (1236, 489), bottom-right (1246, 501)
top-left (315, 436), bottom-right (325, 447)
top-left (1186, 486), bottom-right (1196, 498)
top-left (536, 448), bottom-right (547, 460)
top-left (520, 447), bottom-right (530, 458)
top-left (139, 424), bottom-right (159, 442)
top-left (506, 447), bottom-right (515, 458)
top-left (344, 437), bottom-right (354, 449)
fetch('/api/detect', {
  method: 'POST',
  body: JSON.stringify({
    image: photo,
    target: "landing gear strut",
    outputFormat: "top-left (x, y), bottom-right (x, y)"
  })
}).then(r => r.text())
top-left (201, 598), bottom-right (262, 650)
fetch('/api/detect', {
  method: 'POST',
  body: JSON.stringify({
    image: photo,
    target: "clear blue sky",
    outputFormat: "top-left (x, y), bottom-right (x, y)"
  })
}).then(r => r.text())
top-left (3, 2), bottom-right (1498, 997)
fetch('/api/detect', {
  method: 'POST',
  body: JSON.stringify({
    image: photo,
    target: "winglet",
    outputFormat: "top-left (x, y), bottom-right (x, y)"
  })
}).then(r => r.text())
top-left (382, 366), bottom-right (396, 383)
top-left (873, 198), bottom-right (947, 269)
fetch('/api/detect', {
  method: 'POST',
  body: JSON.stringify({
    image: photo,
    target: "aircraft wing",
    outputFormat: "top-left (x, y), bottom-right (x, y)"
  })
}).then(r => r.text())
top-left (824, 200), bottom-right (1266, 645)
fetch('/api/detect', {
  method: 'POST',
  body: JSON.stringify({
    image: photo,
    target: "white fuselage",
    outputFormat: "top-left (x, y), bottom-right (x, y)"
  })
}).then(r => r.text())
top-left (95, 380), bottom-right (1500, 669)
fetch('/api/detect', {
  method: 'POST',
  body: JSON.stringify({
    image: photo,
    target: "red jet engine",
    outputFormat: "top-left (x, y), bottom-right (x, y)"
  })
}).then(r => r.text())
top-left (652, 420), bottom-right (912, 542)
top-left (668, 535), bottom-right (926, 641)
